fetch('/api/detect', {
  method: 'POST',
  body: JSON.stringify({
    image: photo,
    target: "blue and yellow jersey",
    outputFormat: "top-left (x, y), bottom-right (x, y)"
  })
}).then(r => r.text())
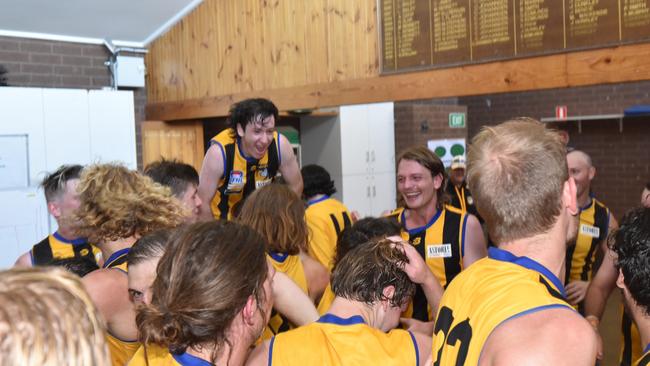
top-left (103, 248), bottom-right (140, 366)
top-left (128, 344), bottom-right (213, 366)
top-left (269, 313), bottom-right (419, 365)
top-left (622, 307), bottom-right (643, 366)
top-left (431, 247), bottom-right (573, 366)
top-left (30, 231), bottom-right (101, 266)
top-left (635, 344), bottom-right (650, 366)
top-left (565, 197), bottom-right (610, 284)
top-left (209, 129), bottom-right (281, 220)
top-left (305, 195), bottom-right (351, 271)
top-left (317, 283), bottom-right (336, 315)
top-left (262, 252), bottom-right (309, 340)
top-left (389, 205), bottom-right (468, 321)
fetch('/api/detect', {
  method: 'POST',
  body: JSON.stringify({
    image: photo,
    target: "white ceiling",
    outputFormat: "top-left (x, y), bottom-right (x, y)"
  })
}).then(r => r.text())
top-left (0, 0), bottom-right (203, 47)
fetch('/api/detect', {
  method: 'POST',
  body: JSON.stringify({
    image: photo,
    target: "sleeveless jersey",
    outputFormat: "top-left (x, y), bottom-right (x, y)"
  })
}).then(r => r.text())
top-left (390, 206), bottom-right (468, 321)
top-left (103, 248), bottom-right (140, 366)
top-left (565, 197), bottom-right (610, 283)
top-left (209, 129), bottom-right (280, 220)
top-left (317, 283), bottom-right (336, 315)
top-left (269, 314), bottom-right (419, 366)
top-left (431, 247), bottom-right (573, 366)
top-left (445, 182), bottom-right (482, 223)
top-left (305, 195), bottom-right (351, 270)
top-left (30, 231), bottom-right (101, 266)
top-left (621, 307), bottom-right (643, 366)
top-left (128, 344), bottom-right (213, 366)
top-left (635, 344), bottom-right (650, 366)
top-left (262, 252), bottom-right (309, 340)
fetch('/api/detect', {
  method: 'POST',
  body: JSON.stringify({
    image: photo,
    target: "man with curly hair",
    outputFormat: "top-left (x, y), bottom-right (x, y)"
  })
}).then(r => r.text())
top-left (609, 208), bottom-right (650, 366)
top-left (76, 163), bottom-right (185, 366)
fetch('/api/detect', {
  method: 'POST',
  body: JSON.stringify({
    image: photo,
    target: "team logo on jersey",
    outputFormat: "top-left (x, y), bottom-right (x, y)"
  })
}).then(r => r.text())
top-left (426, 244), bottom-right (452, 258)
top-left (411, 237), bottom-right (422, 245)
top-left (256, 178), bottom-right (272, 189)
top-left (580, 224), bottom-right (600, 238)
top-left (467, 195), bottom-right (474, 205)
top-left (226, 171), bottom-right (244, 193)
top-left (80, 248), bottom-right (89, 257)
top-left (258, 164), bottom-right (269, 178)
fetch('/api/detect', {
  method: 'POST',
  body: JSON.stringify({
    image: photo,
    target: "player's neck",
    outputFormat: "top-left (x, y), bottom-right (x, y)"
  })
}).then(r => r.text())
top-left (55, 225), bottom-right (77, 240)
top-left (497, 227), bottom-right (566, 281)
top-left (326, 297), bottom-right (377, 327)
top-left (577, 190), bottom-right (591, 209)
top-left (628, 302), bottom-right (650, 351)
top-left (406, 201), bottom-right (439, 228)
top-left (99, 236), bottom-right (137, 261)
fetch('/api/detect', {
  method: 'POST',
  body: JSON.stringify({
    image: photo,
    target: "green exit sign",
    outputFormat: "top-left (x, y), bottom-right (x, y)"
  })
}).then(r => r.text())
top-left (449, 113), bottom-right (466, 128)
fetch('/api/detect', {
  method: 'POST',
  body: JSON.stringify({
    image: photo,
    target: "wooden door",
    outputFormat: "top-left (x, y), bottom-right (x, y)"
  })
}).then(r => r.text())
top-left (141, 120), bottom-right (204, 173)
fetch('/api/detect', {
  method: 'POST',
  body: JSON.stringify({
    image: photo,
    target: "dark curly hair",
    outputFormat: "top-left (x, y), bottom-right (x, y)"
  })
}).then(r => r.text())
top-left (609, 207), bottom-right (650, 315)
top-left (301, 164), bottom-right (336, 198)
top-left (332, 217), bottom-right (401, 269)
top-left (227, 98), bottom-right (278, 137)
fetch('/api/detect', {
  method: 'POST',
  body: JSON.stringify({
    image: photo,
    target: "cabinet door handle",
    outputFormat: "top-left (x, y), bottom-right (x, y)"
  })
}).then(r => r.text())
top-left (367, 186), bottom-right (371, 197)
top-left (372, 186), bottom-right (376, 197)
top-left (371, 150), bottom-right (375, 162)
top-left (366, 150), bottom-right (369, 162)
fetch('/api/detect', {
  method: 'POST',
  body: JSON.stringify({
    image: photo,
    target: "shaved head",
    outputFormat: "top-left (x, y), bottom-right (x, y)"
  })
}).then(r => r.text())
top-left (567, 150), bottom-right (593, 168)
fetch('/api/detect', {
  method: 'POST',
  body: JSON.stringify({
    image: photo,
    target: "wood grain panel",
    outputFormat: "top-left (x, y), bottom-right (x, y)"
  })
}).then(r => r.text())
top-left (147, 43), bottom-right (650, 121)
top-left (141, 120), bottom-right (205, 173)
top-left (145, 0), bottom-right (379, 103)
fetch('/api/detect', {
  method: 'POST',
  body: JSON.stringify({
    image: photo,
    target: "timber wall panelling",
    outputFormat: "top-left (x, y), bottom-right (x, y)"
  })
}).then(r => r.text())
top-left (141, 121), bottom-right (205, 173)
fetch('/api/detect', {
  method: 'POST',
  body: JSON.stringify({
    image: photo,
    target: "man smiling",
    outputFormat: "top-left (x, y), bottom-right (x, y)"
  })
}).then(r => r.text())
top-left (198, 98), bottom-right (303, 220)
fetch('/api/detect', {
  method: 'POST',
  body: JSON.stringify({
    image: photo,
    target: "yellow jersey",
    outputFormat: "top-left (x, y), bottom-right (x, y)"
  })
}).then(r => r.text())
top-left (390, 206), bottom-right (468, 321)
top-left (317, 283), bottom-right (336, 315)
top-left (128, 344), bottom-right (213, 366)
top-left (103, 248), bottom-right (140, 366)
top-left (269, 313), bottom-right (419, 365)
top-left (30, 231), bottom-right (101, 266)
top-left (209, 129), bottom-right (281, 220)
top-left (565, 197), bottom-right (610, 304)
top-left (635, 344), bottom-right (650, 366)
top-left (622, 307), bottom-right (643, 366)
top-left (262, 252), bottom-right (308, 340)
top-left (305, 195), bottom-right (352, 270)
top-left (431, 247), bottom-right (572, 366)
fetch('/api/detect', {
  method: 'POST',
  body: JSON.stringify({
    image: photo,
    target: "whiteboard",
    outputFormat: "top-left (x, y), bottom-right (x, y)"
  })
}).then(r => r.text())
top-left (0, 135), bottom-right (29, 190)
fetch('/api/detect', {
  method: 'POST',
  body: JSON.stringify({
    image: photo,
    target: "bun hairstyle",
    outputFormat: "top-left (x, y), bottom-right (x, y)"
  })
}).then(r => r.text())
top-left (135, 221), bottom-right (268, 361)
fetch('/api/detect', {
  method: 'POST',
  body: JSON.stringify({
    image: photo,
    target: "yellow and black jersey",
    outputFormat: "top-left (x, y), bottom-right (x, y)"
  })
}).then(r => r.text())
top-left (269, 313), bottom-right (419, 366)
top-left (209, 129), bottom-right (281, 220)
top-left (431, 247), bottom-right (573, 366)
top-left (621, 307), bottom-right (643, 366)
top-left (635, 344), bottom-right (650, 366)
top-left (389, 206), bottom-right (468, 321)
top-left (30, 232), bottom-right (101, 266)
top-left (565, 197), bottom-right (610, 284)
top-left (317, 283), bottom-right (336, 315)
top-left (445, 181), bottom-right (482, 223)
top-left (103, 248), bottom-right (140, 366)
top-left (262, 252), bottom-right (308, 340)
top-left (128, 344), bottom-right (213, 366)
top-left (305, 195), bottom-right (351, 271)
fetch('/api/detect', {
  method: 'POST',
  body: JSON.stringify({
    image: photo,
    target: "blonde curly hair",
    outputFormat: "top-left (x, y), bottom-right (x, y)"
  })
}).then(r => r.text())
top-left (75, 163), bottom-right (185, 244)
top-left (0, 267), bottom-right (110, 366)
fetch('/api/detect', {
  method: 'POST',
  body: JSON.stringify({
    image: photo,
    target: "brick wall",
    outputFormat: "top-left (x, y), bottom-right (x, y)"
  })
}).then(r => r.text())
top-left (0, 36), bottom-right (145, 168)
top-left (395, 81), bottom-right (650, 219)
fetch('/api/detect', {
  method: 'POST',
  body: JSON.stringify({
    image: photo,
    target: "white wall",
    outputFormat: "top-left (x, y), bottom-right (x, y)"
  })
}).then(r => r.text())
top-left (0, 87), bottom-right (136, 268)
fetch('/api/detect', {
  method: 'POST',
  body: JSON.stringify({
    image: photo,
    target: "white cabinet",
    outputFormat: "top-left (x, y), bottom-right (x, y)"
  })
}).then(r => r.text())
top-left (301, 102), bottom-right (396, 218)
top-left (0, 87), bottom-right (136, 269)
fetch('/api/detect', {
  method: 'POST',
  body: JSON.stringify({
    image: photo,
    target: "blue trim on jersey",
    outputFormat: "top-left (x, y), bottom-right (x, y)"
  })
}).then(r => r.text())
top-left (277, 133), bottom-right (282, 165)
top-left (29, 251), bottom-right (34, 265)
top-left (488, 247), bottom-right (567, 297)
top-left (236, 137), bottom-right (259, 163)
top-left (52, 231), bottom-right (87, 246)
top-left (211, 140), bottom-right (227, 174)
top-left (401, 209), bottom-right (442, 235)
top-left (317, 314), bottom-right (366, 326)
top-left (269, 251), bottom-right (289, 263)
top-left (644, 343), bottom-right (650, 356)
top-left (307, 195), bottom-right (330, 207)
top-left (172, 351), bottom-right (214, 366)
top-left (579, 196), bottom-right (594, 212)
top-left (460, 214), bottom-right (469, 258)
top-left (408, 331), bottom-right (420, 366)
top-left (103, 248), bottom-right (130, 269)
top-left (268, 337), bottom-right (275, 366)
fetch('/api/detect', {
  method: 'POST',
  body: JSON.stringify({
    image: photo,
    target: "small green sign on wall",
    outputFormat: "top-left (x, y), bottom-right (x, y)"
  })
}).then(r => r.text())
top-left (449, 113), bottom-right (466, 128)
